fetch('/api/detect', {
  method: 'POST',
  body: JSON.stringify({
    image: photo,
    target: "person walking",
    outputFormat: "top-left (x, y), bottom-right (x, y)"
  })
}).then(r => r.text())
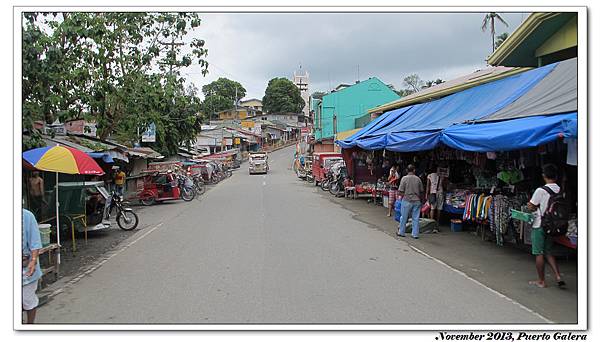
top-left (397, 164), bottom-right (424, 239)
top-left (22, 208), bottom-right (43, 324)
top-left (387, 165), bottom-right (400, 217)
top-left (426, 166), bottom-right (446, 223)
top-left (527, 164), bottom-right (566, 289)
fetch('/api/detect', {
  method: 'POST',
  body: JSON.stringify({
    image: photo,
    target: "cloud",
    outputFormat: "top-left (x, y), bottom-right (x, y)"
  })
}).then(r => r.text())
top-left (183, 12), bottom-right (528, 99)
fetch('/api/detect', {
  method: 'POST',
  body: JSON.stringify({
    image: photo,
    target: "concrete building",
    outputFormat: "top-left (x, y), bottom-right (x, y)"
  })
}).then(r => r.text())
top-left (239, 98), bottom-right (263, 112)
top-left (293, 69), bottom-right (310, 118)
top-left (487, 12), bottom-right (577, 67)
top-left (313, 77), bottom-right (401, 151)
top-left (217, 106), bottom-right (260, 121)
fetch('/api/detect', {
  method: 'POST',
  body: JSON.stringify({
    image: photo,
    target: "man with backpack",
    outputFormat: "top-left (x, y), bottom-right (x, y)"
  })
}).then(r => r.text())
top-left (527, 164), bottom-right (566, 289)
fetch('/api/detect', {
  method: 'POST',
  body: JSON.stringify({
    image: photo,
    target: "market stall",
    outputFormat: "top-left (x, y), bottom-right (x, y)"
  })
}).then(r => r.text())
top-left (336, 57), bottom-right (578, 250)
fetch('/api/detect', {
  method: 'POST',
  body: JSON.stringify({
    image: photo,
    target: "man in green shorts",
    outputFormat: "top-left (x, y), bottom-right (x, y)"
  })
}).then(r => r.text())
top-left (527, 164), bottom-right (565, 289)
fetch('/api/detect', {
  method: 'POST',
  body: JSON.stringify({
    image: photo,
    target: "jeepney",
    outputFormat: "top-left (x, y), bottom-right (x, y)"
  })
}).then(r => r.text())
top-left (249, 152), bottom-right (269, 175)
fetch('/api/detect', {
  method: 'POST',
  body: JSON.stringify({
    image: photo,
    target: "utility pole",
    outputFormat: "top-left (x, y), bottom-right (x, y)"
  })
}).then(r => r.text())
top-left (159, 38), bottom-right (185, 76)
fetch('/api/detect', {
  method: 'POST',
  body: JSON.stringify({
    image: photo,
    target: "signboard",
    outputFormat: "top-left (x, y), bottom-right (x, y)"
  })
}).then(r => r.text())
top-left (224, 138), bottom-right (233, 146)
top-left (142, 123), bottom-right (156, 142)
top-left (241, 120), bottom-right (255, 128)
top-left (234, 137), bottom-right (241, 145)
top-left (147, 161), bottom-right (182, 172)
top-left (44, 124), bottom-right (66, 136)
top-left (195, 137), bottom-right (217, 147)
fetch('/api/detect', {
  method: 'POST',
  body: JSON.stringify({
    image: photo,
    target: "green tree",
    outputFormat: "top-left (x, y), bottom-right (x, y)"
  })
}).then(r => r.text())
top-left (423, 78), bottom-right (444, 89)
top-left (403, 74), bottom-right (424, 94)
top-left (310, 91), bottom-right (327, 100)
top-left (200, 77), bottom-right (246, 118)
top-left (22, 12), bottom-right (209, 155)
top-left (482, 13), bottom-right (509, 52)
top-left (495, 32), bottom-right (509, 50)
top-left (262, 78), bottom-right (305, 113)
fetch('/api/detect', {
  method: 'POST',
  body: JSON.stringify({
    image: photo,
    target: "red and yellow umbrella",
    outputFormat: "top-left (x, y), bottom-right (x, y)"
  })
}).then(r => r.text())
top-left (23, 145), bottom-right (104, 175)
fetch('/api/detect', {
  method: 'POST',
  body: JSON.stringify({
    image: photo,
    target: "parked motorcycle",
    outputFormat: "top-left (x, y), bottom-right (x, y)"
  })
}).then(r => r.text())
top-left (192, 174), bottom-right (206, 197)
top-left (328, 161), bottom-right (347, 197)
top-left (108, 192), bottom-right (139, 231)
top-left (177, 174), bottom-right (196, 201)
top-left (320, 171), bottom-right (332, 191)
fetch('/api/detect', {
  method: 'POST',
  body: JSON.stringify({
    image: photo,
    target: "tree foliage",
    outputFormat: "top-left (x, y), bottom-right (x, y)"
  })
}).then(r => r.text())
top-left (402, 74), bottom-right (424, 94)
top-left (262, 78), bottom-right (305, 113)
top-left (200, 77), bottom-right (246, 118)
top-left (482, 12), bottom-right (509, 52)
top-left (22, 12), bottom-right (209, 155)
top-left (495, 32), bottom-right (509, 50)
top-left (423, 78), bottom-right (444, 89)
top-left (310, 91), bottom-right (327, 100)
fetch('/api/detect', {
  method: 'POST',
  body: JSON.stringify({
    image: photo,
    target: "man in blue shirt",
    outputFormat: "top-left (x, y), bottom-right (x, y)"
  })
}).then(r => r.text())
top-left (22, 208), bottom-right (43, 324)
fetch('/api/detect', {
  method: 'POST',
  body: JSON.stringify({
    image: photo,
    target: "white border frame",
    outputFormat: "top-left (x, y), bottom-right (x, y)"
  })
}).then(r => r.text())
top-left (13, 5), bottom-right (588, 331)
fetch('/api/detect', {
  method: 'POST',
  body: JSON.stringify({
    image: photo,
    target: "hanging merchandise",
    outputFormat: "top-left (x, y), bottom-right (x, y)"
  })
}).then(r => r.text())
top-left (496, 169), bottom-right (524, 185)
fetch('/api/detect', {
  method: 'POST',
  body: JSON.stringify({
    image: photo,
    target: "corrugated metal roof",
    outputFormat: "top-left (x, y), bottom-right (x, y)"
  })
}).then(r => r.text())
top-left (369, 66), bottom-right (530, 114)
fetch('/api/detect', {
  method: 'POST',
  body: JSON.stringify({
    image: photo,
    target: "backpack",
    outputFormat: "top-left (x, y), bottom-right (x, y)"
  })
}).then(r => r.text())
top-left (541, 186), bottom-right (569, 236)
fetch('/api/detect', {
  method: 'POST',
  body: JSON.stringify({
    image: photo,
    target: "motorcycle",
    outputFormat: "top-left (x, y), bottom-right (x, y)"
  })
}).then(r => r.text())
top-left (177, 174), bottom-right (196, 201)
top-left (328, 162), bottom-right (347, 197)
top-left (320, 170), bottom-right (333, 191)
top-left (108, 192), bottom-right (139, 231)
top-left (191, 174), bottom-right (206, 197)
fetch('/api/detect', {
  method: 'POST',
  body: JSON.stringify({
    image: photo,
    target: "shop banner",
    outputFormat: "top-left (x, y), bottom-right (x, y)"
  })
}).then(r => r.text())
top-left (142, 123), bottom-right (156, 142)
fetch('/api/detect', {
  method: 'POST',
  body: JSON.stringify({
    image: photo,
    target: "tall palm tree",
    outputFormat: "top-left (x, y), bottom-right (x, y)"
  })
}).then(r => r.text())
top-left (482, 12), bottom-right (509, 52)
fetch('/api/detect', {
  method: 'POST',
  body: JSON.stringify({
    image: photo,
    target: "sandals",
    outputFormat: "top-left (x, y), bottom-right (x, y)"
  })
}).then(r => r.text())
top-left (557, 280), bottom-right (566, 289)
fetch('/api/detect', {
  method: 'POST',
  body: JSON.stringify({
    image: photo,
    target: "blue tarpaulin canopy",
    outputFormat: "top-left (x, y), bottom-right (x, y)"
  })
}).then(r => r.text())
top-left (87, 152), bottom-right (114, 163)
top-left (440, 112), bottom-right (577, 152)
top-left (337, 58), bottom-right (577, 153)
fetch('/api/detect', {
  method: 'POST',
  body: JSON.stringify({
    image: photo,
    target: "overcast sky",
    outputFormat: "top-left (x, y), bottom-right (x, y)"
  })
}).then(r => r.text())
top-left (181, 12), bottom-right (529, 100)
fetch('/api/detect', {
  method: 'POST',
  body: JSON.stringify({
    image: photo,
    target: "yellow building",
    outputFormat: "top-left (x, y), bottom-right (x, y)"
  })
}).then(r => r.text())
top-left (217, 106), bottom-right (258, 120)
top-left (487, 12), bottom-right (577, 67)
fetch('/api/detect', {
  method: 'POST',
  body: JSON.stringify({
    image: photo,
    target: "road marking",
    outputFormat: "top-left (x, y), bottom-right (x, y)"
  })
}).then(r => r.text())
top-left (44, 222), bottom-right (165, 300)
top-left (409, 245), bottom-right (553, 323)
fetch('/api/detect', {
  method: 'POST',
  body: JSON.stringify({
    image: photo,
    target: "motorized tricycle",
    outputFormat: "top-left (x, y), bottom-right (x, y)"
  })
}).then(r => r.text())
top-left (137, 170), bottom-right (193, 206)
top-left (312, 152), bottom-right (343, 186)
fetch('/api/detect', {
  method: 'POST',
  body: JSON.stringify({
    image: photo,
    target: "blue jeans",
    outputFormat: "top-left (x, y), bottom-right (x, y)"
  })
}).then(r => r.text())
top-left (398, 199), bottom-right (421, 237)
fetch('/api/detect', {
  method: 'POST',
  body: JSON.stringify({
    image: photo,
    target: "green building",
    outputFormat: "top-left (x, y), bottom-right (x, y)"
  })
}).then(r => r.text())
top-left (314, 77), bottom-right (401, 141)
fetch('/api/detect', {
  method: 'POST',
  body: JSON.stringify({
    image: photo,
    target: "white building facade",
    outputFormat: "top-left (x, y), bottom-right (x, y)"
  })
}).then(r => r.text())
top-left (293, 69), bottom-right (310, 118)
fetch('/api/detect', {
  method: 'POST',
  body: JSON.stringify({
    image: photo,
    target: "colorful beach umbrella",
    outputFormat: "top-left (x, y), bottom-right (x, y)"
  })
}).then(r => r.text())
top-left (23, 145), bottom-right (105, 175)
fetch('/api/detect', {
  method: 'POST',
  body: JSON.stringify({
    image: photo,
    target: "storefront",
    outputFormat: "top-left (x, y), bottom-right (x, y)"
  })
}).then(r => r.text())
top-left (337, 57), bottom-right (579, 252)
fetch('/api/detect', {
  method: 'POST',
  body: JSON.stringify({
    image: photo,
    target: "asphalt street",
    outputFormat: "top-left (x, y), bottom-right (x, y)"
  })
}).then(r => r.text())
top-left (36, 146), bottom-right (549, 324)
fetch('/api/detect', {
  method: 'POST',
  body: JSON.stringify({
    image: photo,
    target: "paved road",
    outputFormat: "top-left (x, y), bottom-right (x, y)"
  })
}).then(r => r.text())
top-left (36, 146), bottom-right (548, 324)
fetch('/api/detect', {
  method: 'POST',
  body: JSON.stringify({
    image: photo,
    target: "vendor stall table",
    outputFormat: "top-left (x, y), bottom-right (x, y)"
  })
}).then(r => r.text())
top-left (39, 243), bottom-right (59, 282)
